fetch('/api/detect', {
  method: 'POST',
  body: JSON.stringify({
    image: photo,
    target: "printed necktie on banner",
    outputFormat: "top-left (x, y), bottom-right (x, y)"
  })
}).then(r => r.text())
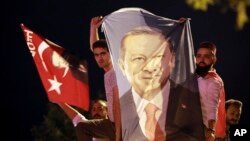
top-left (144, 103), bottom-right (165, 141)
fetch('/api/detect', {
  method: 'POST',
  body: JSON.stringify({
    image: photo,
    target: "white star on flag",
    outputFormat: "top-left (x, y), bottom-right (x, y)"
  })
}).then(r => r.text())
top-left (48, 75), bottom-right (62, 94)
top-left (21, 24), bottom-right (90, 111)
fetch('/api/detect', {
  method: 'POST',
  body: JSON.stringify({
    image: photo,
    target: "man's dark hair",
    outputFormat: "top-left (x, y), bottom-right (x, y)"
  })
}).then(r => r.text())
top-left (92, 39), bottom-right (109, 52)
top-left (225, 99), bottom-right (243, 110)
top-left (198, 41), bottom-right (217, 56)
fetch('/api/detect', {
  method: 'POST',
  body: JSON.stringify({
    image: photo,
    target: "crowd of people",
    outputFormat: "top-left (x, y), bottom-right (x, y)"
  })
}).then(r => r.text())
top-left (54, 15), bottom-right (243, 141)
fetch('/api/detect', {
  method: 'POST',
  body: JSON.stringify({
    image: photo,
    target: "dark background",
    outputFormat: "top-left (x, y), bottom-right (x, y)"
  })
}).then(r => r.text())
top-left (2, 0), bottom-right (250, 140)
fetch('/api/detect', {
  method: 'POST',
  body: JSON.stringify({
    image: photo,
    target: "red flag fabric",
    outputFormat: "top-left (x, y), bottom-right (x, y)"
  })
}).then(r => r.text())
top-left (207, 71), bottom-right (226, 138)
top-left (21, 24), bottom-right (89, 111)
top-left (215, 88), bottom-right (226, 137)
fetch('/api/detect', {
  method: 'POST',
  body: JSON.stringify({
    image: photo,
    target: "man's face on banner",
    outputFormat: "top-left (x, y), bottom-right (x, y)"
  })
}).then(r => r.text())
top-left (120, 32), bottom-right (174, 99)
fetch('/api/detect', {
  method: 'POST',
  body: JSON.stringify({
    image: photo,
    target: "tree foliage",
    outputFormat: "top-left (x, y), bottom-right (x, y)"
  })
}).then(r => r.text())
top-left (31, 103), bottom-right (80, 141)
top-left (185, 0), bottom-right (250, 30)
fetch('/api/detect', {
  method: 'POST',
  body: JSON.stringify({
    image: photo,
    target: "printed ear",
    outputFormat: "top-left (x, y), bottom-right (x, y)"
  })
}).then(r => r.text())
top-left (118, 59), bottom-right (126, 76)
top-left (170, 53), bottom-right (176, 68)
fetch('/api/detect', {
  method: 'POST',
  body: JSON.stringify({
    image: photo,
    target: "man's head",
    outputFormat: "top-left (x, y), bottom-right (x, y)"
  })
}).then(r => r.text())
top-left (118, 26), bottom-right (175, 99)
top-left (91, 99), bottom-right (108, 119)
top-left (225, 99), bottom-right (243, 125)
top-left (195, 41), bottom-right (217, 77)
top-left (92, 39), bottom-right (112, 71)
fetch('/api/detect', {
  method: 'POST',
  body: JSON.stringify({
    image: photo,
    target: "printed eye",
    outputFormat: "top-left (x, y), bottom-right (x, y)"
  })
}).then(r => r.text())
top-left (131, 56), bottom-right (146, 63)
top-left (156, 54), bottom-right (164, 59)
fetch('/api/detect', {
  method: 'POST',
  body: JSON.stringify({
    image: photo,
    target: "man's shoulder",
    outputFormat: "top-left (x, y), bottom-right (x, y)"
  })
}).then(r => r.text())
top-left (170, 76), bottom-right (199, 93)
top-left (120, 90), bottom-right (133, 106)
top-left (205, 71), bottom-right (224, 86)
top-left (120, 90), bottom-right (132, 100)
top-left (104, 68), bottom-right (115, 77)
top-left (104, 68), bottom-right (117, 87)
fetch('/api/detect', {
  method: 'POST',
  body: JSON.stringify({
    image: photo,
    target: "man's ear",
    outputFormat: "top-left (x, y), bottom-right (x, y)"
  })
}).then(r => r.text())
top-left (212, 56), bottom-right (217, 64)
top-left (118, 59), bottom-right (126, 76)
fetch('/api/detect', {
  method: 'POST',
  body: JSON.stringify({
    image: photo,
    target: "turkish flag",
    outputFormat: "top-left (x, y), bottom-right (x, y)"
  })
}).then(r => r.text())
top-left (21, 24), bottom-right (89, 111)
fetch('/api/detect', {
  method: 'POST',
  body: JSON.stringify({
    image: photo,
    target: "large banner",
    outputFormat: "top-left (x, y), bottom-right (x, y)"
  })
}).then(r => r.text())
top-left (21, 24), bottom-right (89, 111)
top-left (102, 8), bottom-right (204, 141)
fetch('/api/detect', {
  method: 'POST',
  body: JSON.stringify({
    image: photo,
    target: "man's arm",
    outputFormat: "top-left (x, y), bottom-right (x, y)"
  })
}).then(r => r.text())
top-left (207, 79), bottom-right (221, 126)
top-left (205, 78), bottom-right (221, 140)
top-left (113, 86), bottom-right (122, 141)
top-left (90, 16), bottom-right (103, 51)
top-left (57, 102), bottom-right (87, 126)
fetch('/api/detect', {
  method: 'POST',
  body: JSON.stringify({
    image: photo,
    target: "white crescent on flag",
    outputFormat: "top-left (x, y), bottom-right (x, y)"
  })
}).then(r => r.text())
top-left (21, 24), bottom-right (90, 111)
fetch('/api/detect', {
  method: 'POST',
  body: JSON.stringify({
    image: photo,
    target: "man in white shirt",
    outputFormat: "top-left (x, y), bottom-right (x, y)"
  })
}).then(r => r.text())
top-left (76, 16), bottom-right (121, 141)
top-left (196, 41), bottom-right (226, 141)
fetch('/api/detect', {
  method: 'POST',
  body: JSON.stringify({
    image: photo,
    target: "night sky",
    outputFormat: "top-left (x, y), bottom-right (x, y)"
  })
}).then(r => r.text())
top-left (2, 0), bottom-right (250, 140)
